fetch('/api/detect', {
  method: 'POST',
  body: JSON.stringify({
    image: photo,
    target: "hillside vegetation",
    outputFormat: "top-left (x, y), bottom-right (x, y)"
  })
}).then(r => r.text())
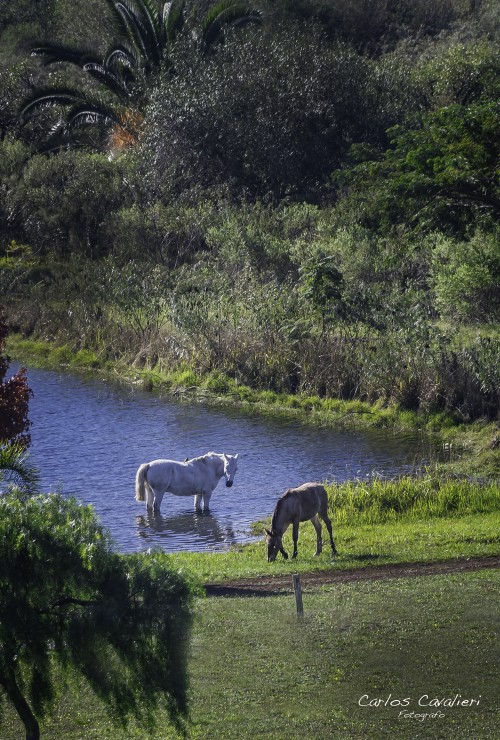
top-left (1, 0), bottom-right (499, 438)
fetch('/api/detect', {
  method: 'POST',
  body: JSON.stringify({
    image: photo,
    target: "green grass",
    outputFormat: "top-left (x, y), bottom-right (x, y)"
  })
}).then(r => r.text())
top-left (161, 476), bottom-right (500, 583)
top-left (5, 337), bottom-right (109, 372)
top-left (2, 571), bottom-right (499, 738)
top-left (186, 571), bottom-right (500, 739)
top-left (162, 513), bottom-right (500, 584)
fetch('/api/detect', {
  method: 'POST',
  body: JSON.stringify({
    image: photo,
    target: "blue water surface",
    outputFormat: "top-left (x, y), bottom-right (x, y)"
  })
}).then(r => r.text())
top-left (11, 364), bottom-right (431, 553)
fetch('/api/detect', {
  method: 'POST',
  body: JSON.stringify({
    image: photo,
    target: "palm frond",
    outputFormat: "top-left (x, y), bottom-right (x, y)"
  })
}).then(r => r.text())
top-left (83, 62), bottom-right (132, 100)
top-left (0, 443), bottom-right (40, 495)
top-left (19, 86), bottom-right (88, 121)
top-left (138, 0), bottom-right (164, 40)
top-left (104, 0), bottom-right (136, 43)
top-left (201, 1), bottom-right (261, 50)
top-left (164, 0), bottom-right (185, 41)
top-left (105, 42), bottom-right (140, 73)
top-left (114, 0), bottom-right (163, 67)
top-left (29, 42), bottom-right (101, 69)
top-left (21, 86), bottom-right (121, 133)
top-left (65, 106), bottom-right (118, 130)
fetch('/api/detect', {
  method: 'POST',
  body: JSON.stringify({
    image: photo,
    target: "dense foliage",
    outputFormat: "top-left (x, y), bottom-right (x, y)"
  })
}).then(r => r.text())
top-left (17, 0), bottom-right (261, 153)
top-left (0, 307), bottom-right (31, 445)
top-left (0, 492), bottom-right (194, 739)
top-left (0, 0), bottom-right (499, 421)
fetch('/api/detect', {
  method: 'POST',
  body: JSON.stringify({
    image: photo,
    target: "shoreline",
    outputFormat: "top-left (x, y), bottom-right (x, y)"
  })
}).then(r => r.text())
top-left (6, 333), bottom-right (500, 479)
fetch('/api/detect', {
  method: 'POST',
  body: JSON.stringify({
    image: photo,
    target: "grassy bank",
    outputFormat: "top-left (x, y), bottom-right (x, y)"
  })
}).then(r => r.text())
top-left (6, 334), bottom-right (500, 477)
top-left (4, 333), bottom-right (420, 427)
top-left (152, 475), bottom-right (500, 583)
top-left (2, 570), bottom-right (499, 738)
top-left (164, 514), bottom-right (500, 584)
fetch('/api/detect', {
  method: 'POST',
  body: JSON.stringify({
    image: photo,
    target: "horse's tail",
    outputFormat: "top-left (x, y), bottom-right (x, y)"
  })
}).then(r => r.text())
top-left (135, 463), bottom-right (150, 502)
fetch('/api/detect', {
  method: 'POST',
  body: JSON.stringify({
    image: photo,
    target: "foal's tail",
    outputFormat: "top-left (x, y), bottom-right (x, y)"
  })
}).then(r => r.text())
top-left (135, 463), bottom-right (150, 502)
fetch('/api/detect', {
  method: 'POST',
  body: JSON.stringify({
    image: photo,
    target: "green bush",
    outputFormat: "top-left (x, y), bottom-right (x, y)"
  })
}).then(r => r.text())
top-left (5, 150), bottom-right (128, 258)
top-left (432, 229), bottom-right (500, 322)
top-left (141, 22), bottom-right (378, 200)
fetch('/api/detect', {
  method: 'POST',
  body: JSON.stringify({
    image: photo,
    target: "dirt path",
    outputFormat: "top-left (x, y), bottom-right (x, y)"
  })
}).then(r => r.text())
top-left (205, 555), bottom-right (500, 597)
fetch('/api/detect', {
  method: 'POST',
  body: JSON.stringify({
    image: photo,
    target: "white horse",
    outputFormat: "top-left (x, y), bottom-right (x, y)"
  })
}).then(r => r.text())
top-left (135, 452), bottom-right (239, 513)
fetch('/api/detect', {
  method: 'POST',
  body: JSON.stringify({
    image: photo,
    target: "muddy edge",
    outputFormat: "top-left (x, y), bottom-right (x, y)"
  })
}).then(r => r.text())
top-left (205, 556), bottom-right (500, 597)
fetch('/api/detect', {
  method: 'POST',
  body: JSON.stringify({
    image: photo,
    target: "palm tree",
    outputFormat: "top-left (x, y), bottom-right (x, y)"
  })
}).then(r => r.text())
top-left (19, 0), bottom-right (261, 152)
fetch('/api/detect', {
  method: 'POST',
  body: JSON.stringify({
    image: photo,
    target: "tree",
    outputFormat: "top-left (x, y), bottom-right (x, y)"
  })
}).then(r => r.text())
top-left (0, 307), bottom-right (32, 447)
top-left (141, 22), bottom-right (374, 201)
top-left (396, 102), bottom-right (499, 209)
top-left (431, 228), bottom-right (500, 323)
top-left (300, 254), bottom-right (344, 333)
top-left (335, 101), bottom-right (500, 235)
top-left (0, 493), bottom-right (195, 739)
top-left (19, 0), bottom-right (261, 152)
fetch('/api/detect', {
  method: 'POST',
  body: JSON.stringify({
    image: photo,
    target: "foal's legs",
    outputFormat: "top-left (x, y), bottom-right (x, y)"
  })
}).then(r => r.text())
top-left (319, 508), bottom-right (337, 555)
top-left (292, 519), bottom-right (300, 558)
top-left (311, 514), bottom-right (323, 556)
top-left (194, 494), bottom-right (202, 510)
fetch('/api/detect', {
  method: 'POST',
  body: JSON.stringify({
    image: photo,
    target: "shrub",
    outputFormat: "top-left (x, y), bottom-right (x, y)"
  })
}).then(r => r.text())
top-left (0, 307), bottom-right (32, 446)
top-left (431, 229), bottom-right (500, 323)
top-left (5, 150), bottom-right (127, 258)
top-left (141, 22), bottom-right (376, 201)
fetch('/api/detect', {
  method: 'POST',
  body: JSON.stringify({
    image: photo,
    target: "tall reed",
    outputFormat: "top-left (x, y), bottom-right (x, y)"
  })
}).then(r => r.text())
top-left (327, 475), bottom-right (500, 525)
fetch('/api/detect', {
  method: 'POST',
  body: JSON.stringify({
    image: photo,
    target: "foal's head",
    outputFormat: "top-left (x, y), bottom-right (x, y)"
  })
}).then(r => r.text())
top-left (222, 453), bottom-right (239, 488)
top-left (265, 528), bottom-right (286, 562)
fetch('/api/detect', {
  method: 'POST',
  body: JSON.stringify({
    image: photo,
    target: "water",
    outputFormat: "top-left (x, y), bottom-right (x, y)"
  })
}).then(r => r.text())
top-left (9, 365), bottom-right (432, 553)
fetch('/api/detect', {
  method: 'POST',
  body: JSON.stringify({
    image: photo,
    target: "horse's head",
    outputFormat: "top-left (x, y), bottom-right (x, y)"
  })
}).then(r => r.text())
top-left (265, 528), bottom-right (287, 562)
top-left (223, 453), bottom-right (238, 488)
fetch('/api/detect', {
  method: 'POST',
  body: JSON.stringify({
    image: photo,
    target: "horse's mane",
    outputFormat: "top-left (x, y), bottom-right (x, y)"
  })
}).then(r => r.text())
top-left (270, 506), bottom-right (280, 530)
top-left (271, 489), bottom-right (293, 530)
top-left (188, 451), bottom-right (218, 464)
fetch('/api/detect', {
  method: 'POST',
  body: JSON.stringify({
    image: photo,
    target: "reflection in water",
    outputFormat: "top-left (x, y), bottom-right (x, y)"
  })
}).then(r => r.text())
top-left (14, 364), bottom-right (437, 553)
top-left (136, 511), bottom-right (238, 550)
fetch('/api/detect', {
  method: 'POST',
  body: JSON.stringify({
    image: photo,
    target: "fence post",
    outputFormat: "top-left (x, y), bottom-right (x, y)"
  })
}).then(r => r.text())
top-left (292, 574), bottom-right (304, 616)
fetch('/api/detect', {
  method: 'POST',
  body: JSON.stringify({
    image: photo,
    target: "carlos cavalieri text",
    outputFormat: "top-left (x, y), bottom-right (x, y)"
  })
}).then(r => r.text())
top-left (358, 694), bottom-right (481, 709)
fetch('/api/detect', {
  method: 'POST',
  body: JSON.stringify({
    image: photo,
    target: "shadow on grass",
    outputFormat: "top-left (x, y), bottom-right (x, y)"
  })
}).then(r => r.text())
top-left (345, 553), bottom-right (384, 562)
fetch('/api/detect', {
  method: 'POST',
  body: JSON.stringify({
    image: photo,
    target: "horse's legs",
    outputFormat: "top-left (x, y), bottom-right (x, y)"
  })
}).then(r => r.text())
top-left (319, 509), bottom-right (337, 555)
top-left (153, 490), bottom-right (164, 514)
top-left (145, 484), bottom-right (155, 510)
top-left (194, 491), bottom-right (212, 512)
top-left (292, 519), bottom-right (300, 558)
top-left (311, 514), bottom-right (323, 556)
top-left (279, 524), bottom-right (289, 559)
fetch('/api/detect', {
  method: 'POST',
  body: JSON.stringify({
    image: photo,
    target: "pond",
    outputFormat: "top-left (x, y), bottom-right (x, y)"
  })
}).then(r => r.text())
top-left (11, 365), bottom-right (434, 553)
